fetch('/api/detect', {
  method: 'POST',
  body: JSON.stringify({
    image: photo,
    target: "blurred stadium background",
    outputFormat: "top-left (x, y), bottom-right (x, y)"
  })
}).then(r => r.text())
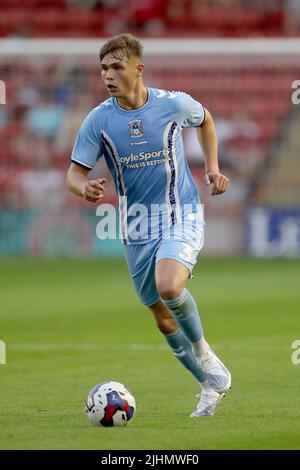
top-left (1, 0), bottom-right (300, 452)
top-left (0, 0), bottom-right (300, 258)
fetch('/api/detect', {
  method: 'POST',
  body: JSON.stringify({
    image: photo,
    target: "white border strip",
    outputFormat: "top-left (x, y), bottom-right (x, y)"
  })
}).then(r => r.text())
top-left (1, 38), bottom-right (300, 56)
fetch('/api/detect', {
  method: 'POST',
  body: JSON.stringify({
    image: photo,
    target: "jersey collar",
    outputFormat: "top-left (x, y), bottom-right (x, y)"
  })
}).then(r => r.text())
top-left (112, 87), bottom-right (151, 115)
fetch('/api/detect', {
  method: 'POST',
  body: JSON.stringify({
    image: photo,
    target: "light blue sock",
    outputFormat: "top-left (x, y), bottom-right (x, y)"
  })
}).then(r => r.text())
top-left (164, 329), bottom-right (206, 383)
top-left (163, 289), bottom-right (203, 343)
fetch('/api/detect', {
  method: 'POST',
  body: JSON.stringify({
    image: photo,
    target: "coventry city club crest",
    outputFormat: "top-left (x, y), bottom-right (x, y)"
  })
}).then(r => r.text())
top-left (129, 120), bottom-right (144, 138)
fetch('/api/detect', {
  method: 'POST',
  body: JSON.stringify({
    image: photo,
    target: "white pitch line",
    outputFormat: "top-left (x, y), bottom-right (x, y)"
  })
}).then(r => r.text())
top-left (7, 342), bottom-right (231, 352)
top-left (8, 343), bottom-right (169, 352)
top-left (7, 342), bottom-right (278, 353)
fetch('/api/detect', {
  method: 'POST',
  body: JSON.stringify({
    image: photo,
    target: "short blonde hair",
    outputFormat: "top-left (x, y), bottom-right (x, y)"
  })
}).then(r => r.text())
top-left (99, 33), bottom-right (143, 63)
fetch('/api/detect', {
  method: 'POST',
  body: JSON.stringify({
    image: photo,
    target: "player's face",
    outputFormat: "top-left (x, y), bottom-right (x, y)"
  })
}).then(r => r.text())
top-left (101, 52), bottom-right (142, 98)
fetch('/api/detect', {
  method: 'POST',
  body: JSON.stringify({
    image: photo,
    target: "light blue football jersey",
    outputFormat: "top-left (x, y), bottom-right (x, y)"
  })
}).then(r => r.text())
top-left (71, 88), bottom-right (205, 244)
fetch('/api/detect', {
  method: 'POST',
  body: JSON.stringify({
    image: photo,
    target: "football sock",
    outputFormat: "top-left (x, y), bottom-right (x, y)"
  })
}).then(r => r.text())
top-left (192, 336), bottom-right (210, 359)
top-left (164, 329), bottom-right (207, 383)
top-left (162, 289), bottom-right (203, 343)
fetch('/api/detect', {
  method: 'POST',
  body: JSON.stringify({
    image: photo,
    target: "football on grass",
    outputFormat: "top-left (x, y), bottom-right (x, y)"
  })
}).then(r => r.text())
top-left (85, 381), bottom-right (136, 427)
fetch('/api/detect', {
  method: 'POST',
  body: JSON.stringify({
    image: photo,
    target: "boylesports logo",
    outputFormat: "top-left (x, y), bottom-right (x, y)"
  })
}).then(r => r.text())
top-left (115, 148), bottom-right (170, 165)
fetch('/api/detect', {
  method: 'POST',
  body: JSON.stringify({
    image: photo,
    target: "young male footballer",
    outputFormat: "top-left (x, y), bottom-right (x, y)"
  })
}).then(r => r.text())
top-left (66, 34), bottom-right (231, 417)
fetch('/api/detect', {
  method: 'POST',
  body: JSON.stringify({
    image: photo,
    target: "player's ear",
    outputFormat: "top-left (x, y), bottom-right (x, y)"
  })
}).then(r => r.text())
top-left (136, 63), bottom-right (144, 77)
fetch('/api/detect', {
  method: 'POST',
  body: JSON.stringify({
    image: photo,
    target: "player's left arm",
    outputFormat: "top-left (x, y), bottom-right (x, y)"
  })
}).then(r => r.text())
top-left (196, 108), bottom-right (229, 196)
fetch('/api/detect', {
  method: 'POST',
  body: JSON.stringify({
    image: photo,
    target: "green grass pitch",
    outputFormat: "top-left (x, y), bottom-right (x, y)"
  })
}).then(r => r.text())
top-left (0, 257), bottom-right (299, 450)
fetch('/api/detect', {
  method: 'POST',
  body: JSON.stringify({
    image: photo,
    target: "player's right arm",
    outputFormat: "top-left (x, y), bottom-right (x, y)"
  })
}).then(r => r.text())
top-left (66, 107), bottom-right (106, 203)
top-left (66, 163), bottom-right (106, 203)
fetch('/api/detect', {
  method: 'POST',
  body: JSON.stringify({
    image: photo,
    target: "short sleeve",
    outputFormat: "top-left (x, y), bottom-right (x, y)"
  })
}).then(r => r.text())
top-left (173, 92), bottom-right (205, 128)
top-left (71, 109), bottom-right (103, 170)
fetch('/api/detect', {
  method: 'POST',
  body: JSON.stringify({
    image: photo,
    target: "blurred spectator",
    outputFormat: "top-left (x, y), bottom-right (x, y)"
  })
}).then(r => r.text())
top-left (14, 85), bottom-right (40, 122)
top-left (166, 0), bottom-right (188, 30)
top-left (53, 79), bottom-right (73, 106)
top-left (17, 85), bottom-right (40, 110)
top-left (96, 0), bottom-right (124, 7)
top-left (99, 0), bottom-right (128, 35)
top-left (18, 140), bottom-right (65, 210)
top-left (0, 0), bottom-right (298, 37)
top-left (26, 90), bottom-right (65, 139)
top-left (223, 110), bottom-right (262, 178)
top-left (183, 113), bottom-right (237, 166)
top-left (125, 0), bottom-right (168, 34)
top-left (9, 21), bottom-right (32, 39)
top-left (55, 92), bottom-right (92, 151)
top-left (284, 0), bottom-right (300, 34)
top-left (184, 108), bottom-right (262, 182)
top-left (0, 108), bottom-right (7, 129)
top-left (68, 66), bottom-right (88, 91)
top-left (66, 0), bottom-right (98, 8)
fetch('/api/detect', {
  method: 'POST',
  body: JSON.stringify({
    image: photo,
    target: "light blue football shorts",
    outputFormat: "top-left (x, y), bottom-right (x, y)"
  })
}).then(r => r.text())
top-left (123, 212), bottom-right (204, 307)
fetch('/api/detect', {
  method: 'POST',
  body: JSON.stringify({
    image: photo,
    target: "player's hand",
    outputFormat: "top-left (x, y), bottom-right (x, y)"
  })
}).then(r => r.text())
top-left (204, 171), bottom-right (229, 196)
top-left (83, 178), bottom-right (107, 203)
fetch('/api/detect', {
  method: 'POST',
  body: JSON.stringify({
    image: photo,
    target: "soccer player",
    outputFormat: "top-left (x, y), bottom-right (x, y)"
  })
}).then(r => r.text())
top-left (66, 34), bottom-right (231, 417)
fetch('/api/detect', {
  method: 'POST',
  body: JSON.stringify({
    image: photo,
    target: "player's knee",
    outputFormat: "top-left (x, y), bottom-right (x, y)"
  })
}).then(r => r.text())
top-left (156, 280), bottom-right (183, 301)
